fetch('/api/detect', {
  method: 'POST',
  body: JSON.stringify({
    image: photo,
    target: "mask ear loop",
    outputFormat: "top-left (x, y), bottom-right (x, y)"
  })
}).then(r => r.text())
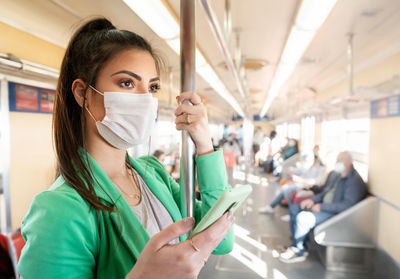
top-left (85, 85), bottom-right (104, 123)
top-left (85, 106), bottom-right (99, 123)
top-left (88, 85), bottom-right (104, 96)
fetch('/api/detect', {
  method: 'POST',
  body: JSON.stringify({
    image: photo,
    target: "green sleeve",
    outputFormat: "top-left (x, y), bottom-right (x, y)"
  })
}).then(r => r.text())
top-left (150, 150), bottom-right (234, 254)
top-left (18, 190), bottom-right (98, 279)
top-left (194, 150), bottom-right (234, 255)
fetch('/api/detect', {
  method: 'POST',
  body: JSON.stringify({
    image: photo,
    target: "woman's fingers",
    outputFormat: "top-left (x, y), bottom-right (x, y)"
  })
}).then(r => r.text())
top-left (175, 113), bottom-right (200, 125)
top-left (175, 103), bottom-right (204, 117)
top-left (174, 91), bottom-right (212, 154)
top-left (176, 92), bottom-right (202, 106)
top-left (148, 217), bottom-right (195, 252)
top-left (190, 211), bottom-right (234, 256)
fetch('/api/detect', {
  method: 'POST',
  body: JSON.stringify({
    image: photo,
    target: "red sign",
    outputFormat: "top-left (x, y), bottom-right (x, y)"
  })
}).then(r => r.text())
top-left (40, 89), bottom-right (55, 112)
top-left (377, 99), bottom-right (388, 117)
top-left (15, 84), bottom-right (38, 111)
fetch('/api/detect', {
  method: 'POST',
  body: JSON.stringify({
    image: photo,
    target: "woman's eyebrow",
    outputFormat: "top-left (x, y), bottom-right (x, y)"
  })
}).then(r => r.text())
top-left (111, 70), bottom-right (142, 81)
top-left (150, 77), bottom-right (160, 82)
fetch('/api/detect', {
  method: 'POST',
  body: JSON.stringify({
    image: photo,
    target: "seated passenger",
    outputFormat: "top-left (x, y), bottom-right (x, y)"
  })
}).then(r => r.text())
top-left (258, 145), bottom-right (325, 213)
top-left (279, 151), bottom-right (366, 263)
top-left (281, 139), bottom-right (299, 160)
top-left (281, 145), bottom-right (323, 180)
top-left (223, 134), bottom-right (241, 162)
top-left (152, 149), bottom-right (166, 164)
top-left (256, 130), bottom-right (279, 172)
top-left (290, 170), bottom-right (338, 205)
top-left (272, 139), bottom-right (299, 177)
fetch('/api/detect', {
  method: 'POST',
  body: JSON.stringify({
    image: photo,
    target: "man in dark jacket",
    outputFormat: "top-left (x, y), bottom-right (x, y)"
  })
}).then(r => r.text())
top-left (279, 151), bottom-right (366, 263)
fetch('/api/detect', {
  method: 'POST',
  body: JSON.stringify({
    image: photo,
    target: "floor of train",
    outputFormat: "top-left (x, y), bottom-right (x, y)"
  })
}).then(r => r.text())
top-left (198, 165), bottom-right (374, 279)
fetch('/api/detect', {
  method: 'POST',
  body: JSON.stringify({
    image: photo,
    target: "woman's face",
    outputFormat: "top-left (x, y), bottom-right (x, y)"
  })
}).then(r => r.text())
top-left (86, 49), bottom-right (160, 122)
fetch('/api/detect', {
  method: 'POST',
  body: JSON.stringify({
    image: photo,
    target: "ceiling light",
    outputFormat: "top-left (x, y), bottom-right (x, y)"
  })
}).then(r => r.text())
top-left (280, 27), bottom-right (315, 64)
top-left (166, 39), bottom-right (207, 68)
top-left (197, 64), bottom-right (244, 116)
top-left (124, 0), bottom-right (244, 116)
top-left (166, 38), bottom-right (180, 54)
top-left (296, 0), bottom-right (337, 30)
top-left (260, 0), bottom-right (337, 117)
top-left (122, 0), bottom-right (179, 39)
top-left (0, 53), bottom-right (59, 79)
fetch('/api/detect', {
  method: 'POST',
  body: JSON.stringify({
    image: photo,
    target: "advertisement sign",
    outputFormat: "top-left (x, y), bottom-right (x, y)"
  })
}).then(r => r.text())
top-left (371, 95), bottom-right (400, 119)
top-left (15, 84), bottom-right (39, 111)
top-left (9, 82), bottom-right (55, 113)
top-left (40, 89), bottom-right (55, 112)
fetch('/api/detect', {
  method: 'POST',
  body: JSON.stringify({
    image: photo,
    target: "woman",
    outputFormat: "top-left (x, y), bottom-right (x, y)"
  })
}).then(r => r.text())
top-left (18, 18), bottom-right (234, 279)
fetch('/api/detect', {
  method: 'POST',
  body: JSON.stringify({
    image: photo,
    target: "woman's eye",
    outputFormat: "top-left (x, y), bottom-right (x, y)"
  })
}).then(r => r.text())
top-left (119, 79), bottom-right (134, 88)
top-left (149, 84), bottom-right (161, 94)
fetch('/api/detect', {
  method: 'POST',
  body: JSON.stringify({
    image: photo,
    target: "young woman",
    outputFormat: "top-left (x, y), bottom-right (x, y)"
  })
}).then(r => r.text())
top-left (18, 18), bottom-right (234, 279)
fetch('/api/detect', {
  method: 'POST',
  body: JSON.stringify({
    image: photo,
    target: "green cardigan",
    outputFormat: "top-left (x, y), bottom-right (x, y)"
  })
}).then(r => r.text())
top-left (18, 150), bottom-right (234, 279)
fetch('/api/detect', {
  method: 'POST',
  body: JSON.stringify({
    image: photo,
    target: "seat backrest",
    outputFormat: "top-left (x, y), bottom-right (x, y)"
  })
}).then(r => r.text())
top-left (0, 233), bottom-right (14, 278)
top-left (314, 196), bottom-right (377, 248)
top-left (223, 151), bottom-right (236, 167)
top-left (10, 230), bottom-right (25, 262)
top-left (8, 229), bottom-right (25, 279)
top-left (0, 233), bottom-right (9, 254)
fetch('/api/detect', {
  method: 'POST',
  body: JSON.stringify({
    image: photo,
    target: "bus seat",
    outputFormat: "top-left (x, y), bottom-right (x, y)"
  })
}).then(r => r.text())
top-left (0, 233), bottom-right (9, 254)
top-left (0, 233), bottom-right (14, 278)
top-left (8, 229), bottom-right (25, 279)
top-left (312, 196), bottom-right (377, 273)
top-left (279, 153), bottom-right (301, 177)
top-left (223, 151), bottom-right (236, 168)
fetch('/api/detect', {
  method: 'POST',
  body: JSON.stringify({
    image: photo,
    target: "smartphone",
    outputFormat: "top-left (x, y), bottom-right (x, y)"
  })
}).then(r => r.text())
top-left (188, 184), bottom-right (252, 239)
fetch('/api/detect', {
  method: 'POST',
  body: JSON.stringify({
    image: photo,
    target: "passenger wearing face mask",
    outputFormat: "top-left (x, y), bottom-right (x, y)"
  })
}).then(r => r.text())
top-left (279, 151), bottom-right (366, 263)
top-left (280, 138), bottom-right (299, 160)
top-left (258, 145), bottom-right (326, 214)
top-left (18, 18), bottom-right (234, 279)
top-left (272, 138), bottom-right (299, 177)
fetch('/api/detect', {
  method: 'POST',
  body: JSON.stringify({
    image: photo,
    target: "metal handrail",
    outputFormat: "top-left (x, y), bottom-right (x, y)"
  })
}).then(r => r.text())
top-left (314, 197), bottom-right (377, 248)
top-left (198, 0), bottom-right (248, 111)
top-left (180, 0), bottom-right (196, 219)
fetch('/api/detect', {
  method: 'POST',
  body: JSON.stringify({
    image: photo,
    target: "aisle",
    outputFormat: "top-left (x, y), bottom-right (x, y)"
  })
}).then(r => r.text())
top-left (198, 165), bottom-right (372, 279)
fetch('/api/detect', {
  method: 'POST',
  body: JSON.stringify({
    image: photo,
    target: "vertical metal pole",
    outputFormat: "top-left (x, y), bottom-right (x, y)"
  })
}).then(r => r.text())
top-left (241, 117), bottom-right (253, 216)
top-left (347, 33), bottom-right (354, 95)
top-left (168, 68), bottom-right (173, 106)
top-left (0, 77), bottom-right (12, 232)
top-left (224, 0), bottom-right (231, 52)
top-left (234, 29), bottom-right (242, 73)
top-left (168, 68), bottom-right (175, 147)
top-left (180, 0), bottom-right (196, 218)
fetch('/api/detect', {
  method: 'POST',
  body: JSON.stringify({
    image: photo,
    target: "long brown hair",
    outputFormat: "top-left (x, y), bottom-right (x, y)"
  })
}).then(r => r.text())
top-left (53, 17), bottom-right (161, 212)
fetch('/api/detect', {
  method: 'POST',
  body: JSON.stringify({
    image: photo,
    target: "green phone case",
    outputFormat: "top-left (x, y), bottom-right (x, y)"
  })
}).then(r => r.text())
top-left (188, 184), bottom-right (252, 239)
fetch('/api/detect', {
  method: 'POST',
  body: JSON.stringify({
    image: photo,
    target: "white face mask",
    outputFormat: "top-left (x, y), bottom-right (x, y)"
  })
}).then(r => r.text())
top-left (86, 85), bottom-right (158, 150)
top-left (334, 162), bottom-right (346, 174)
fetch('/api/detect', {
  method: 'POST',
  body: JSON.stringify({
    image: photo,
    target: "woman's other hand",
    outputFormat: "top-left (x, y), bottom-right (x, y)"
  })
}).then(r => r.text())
top-left (127, 212), bottom-right (234, 279)
top-left (175, 92), bottom-right (213, 155)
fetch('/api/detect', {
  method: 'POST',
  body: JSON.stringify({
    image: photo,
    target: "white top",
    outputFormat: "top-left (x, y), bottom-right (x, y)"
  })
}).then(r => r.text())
top-left (130, 169), bottom-right (179, 244)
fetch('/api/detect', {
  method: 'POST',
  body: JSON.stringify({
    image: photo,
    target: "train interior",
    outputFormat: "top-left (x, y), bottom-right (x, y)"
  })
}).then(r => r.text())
top-left (0, 0), bottom-right (399, 278)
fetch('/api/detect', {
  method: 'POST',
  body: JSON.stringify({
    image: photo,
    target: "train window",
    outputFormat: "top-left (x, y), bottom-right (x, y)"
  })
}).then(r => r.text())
top-left (301, 116), bottom-right (316, 154)
top-left (154, 120), bottom-right (181, 152)
top-left (321, 117), bottom-right (370, 181)
top-left (287, 123), bottom-right (300, 140)
top-left (276, 123), bottom-right (288, 142)
top-left (208, 123), bottom-right (224, 144)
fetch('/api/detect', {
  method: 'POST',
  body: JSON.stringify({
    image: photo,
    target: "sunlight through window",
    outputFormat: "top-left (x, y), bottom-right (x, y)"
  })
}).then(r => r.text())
top-left (234, 224), bottom-right (267, 252)
top-left (230, 244), bottom-right (267, 278)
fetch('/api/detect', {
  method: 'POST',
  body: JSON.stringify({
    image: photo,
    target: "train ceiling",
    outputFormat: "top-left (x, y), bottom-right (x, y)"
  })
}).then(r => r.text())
top-left (1, 0), bottom-right (400, 121)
